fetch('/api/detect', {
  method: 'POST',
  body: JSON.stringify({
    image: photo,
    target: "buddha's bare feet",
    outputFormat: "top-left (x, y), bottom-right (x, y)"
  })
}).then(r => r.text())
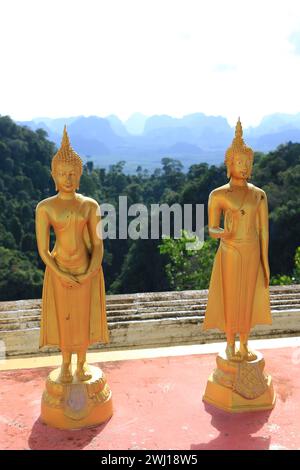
top-left (76, 362), bottom-right (92, 381)
top-left (225, 344), bottom-right (243, 362)
top-left (239, 343), bottom-right (257, 362)
top-left (60, 363), bottom-right (73, 383)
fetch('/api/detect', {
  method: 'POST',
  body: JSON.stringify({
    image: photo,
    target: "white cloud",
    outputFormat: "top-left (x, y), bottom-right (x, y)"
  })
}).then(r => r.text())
top-left (1, 0), bottom-right (300, 127)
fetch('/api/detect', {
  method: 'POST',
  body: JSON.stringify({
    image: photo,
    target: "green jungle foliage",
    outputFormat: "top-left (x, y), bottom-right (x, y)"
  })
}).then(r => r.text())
top-left (0, 115), bottom-right (299, 300)
top-left (159, 231), bottom-right (218, 291)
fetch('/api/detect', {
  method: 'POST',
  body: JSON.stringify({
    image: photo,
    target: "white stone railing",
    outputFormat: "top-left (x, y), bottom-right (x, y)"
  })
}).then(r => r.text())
top-left (0, 285), bottom-right (300, 356)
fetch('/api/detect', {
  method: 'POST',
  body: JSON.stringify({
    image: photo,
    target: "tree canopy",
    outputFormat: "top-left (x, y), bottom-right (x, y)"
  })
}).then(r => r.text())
top-left (0, 115), bottom-right (299, 300)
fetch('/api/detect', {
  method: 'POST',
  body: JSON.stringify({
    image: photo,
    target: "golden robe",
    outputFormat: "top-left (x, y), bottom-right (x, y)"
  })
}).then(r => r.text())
top-left (203, 185), bottom-right (272, 334)
top-left (39, 214), bottom-right (109, 351)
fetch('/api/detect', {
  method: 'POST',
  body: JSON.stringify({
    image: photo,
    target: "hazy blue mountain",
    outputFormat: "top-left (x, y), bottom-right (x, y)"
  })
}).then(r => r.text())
top-left (32, 116), bottom-right (79, 134)
top-left (18, 120), bottom-right (61, 145)
top-left (19, 111), bottom-right (300, 173)
top-left (19, 119), bottom-right (51, 133)
top-left (70, 134), bottom-right (110, 157)
top-left (125, 113), bottom-right (148, 134)
top-left (165, 142), bottom-right (203, 154)
top-left (106, 115), bottom-right (129, 137)
top-left (245, 113), bottom-right (300, 138)
top-left (144, 114), bottom-right (179, 133)
top-left (144, 112), bottom-right (230, 134)
top-left (143, 125), bottom-right (195, 146)
top-left (143, 113), bottom-right (232, 150)
top-left (67, 116), bottom-right (123, 147)
top-left (247, 129), bottom-right (300, 152)
top-left (19, 116), bottom-right (120, 159)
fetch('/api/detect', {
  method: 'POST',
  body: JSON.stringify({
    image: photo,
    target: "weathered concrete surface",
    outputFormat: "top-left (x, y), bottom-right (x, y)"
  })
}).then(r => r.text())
top-left (1, 345), bottom-right (300, 449)
top-left (0, 285), bottom-right (300, 356)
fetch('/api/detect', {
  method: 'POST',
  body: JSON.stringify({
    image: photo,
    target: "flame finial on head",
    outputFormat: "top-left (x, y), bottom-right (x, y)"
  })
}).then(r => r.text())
top-left (235, 117), bottom-right (243, 139)
top-left (224, 117), bottom-right (254, 178)
top-left (61, 125), bottom-right (71, 149)
top-left (51, 125), bottom-right (83, 175)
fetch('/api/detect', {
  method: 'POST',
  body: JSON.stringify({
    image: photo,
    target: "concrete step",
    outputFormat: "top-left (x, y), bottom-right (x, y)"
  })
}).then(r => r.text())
top-left (1, 291), bottom-right (300, 314)
top-left (1, 301), bottom-right (300, 331)
top-left (0, 285), bottom-right (299, 311)
top-left (1, 284), bottom-right (300, 332)
top-left (0, 309), bottom-right (206, 330)
top-left (2, 308), bottom-right (300, 357)
top-left (1, 285), bottom-right (300, 356)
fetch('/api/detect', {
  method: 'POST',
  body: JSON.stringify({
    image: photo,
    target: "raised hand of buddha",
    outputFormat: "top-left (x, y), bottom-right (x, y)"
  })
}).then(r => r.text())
top-left (208, 202), bottom-right (237, 241)
top-left (209, 223), bottom-right (234, 240)
top-left (221, 224), bottom-right (234, 240)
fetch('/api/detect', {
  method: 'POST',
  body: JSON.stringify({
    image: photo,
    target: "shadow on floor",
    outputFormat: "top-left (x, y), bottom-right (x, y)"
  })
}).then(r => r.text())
top-left (191, 403), bottom-right (272, 450)
top-left (28, 416), bottom-right (111, 450)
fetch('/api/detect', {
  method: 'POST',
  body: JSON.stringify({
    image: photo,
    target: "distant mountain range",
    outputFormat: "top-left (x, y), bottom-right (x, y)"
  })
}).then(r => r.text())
top-left (18, 112), bottom-right (300, 172)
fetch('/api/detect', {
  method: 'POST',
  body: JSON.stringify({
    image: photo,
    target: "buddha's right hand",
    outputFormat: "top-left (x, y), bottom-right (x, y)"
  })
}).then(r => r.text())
top-left (221, 228), bottom-right (233, 240)
top-left (209, 227), bottom-right (232, 239)
top-left (222, 210), bottom-right (238, 239)
top-left (58, 272), bottom-right (80, 288)
top-left (222, 210), bottom-right (235, 239)
top-left (209, 210), bottom-right (235, 239)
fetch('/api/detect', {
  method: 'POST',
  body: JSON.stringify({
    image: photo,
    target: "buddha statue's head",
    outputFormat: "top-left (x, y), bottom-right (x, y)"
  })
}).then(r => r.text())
top-left (225, 118), bottom-right (254, 180)
top-left (51, 126), bottom-right (83, 193)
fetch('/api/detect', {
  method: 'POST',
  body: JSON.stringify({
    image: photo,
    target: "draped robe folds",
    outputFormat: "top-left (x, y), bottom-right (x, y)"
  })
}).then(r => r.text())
top-left (39, 202), bottom-right (109, 351)
top-left (203, 185), bottom-right (272, 334)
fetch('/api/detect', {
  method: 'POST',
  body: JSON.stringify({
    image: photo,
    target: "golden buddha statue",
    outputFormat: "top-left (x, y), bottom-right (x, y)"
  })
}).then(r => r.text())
top-left (35, 127), bottom-right (112, 429)
top-left (202, 118), bottom-right (275, 412)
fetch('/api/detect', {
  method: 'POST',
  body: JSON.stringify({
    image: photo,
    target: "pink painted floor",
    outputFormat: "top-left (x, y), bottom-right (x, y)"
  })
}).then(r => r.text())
top-left (0, 348), bottom-right (299, 450)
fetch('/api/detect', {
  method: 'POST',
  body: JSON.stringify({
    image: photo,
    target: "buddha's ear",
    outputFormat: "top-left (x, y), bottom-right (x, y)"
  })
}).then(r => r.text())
top-left (226, 166), bottom-right (231, 179)
top-left (76, 173), bottom-right (81, 191)
top-left (51, 170), bottom-right (58, 191)
top-left (247, 161), bottom-right (253, 180)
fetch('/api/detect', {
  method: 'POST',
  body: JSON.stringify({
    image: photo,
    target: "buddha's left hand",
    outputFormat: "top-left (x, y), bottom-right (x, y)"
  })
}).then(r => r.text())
top-left (76, 270), bottom-right (98, 284)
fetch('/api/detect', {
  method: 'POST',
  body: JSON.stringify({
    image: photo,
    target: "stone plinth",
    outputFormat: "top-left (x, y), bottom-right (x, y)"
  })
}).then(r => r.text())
top-left (203, 350), bottom-right (276, 413)
top-left (41, 365), bottom-right (113, 429)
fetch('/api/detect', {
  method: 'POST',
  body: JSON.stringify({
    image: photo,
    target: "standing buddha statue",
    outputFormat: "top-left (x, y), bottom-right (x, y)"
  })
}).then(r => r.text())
top-left (202, 118), bottom-right (276, 412)
top-left (35, 127), bottom-right (113, 428)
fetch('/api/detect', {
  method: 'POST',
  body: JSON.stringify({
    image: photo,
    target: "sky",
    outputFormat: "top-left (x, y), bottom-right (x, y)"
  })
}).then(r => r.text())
top-left (1, 0), bottom-right (300, 127)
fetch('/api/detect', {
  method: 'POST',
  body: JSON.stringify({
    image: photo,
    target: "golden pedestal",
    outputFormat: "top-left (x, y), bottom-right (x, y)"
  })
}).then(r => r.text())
top-left (203, 351), bottom-right (276, 413)
top-left (41, 365), bottom-right (113, 429)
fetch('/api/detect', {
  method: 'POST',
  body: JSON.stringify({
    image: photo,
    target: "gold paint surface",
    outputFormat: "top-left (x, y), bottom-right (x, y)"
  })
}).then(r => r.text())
top-left (202, 119), bottom-right (276, 410)
top-left (203, 351), bottom-right (276, 412)
top-left (35, 127), bottom-right (112, 428)
top-left (41, 365), bottom-right (113, 429)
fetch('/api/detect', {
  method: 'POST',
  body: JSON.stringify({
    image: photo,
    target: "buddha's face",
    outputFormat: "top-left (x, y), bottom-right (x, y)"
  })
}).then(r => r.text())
top-left (230, 153), bottom-right (251, 180)
top-left (53, 163), bottom-right (80, 192)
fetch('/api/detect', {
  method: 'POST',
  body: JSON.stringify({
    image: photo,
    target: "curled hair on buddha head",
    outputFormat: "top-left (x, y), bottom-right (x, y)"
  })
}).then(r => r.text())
top-left (225, 117), bottom-right (254, 179)
top-left (51, 125), bottom-right (83, 181)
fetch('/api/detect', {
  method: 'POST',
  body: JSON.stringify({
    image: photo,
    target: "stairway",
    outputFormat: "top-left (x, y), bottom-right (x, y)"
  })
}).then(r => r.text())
top-left (0, 285), bottom-right (300, 356)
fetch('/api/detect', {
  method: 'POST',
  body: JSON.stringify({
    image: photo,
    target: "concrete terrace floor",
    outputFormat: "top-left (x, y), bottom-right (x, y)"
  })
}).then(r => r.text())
top-left (0, 337), bottom-right (300, 450)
